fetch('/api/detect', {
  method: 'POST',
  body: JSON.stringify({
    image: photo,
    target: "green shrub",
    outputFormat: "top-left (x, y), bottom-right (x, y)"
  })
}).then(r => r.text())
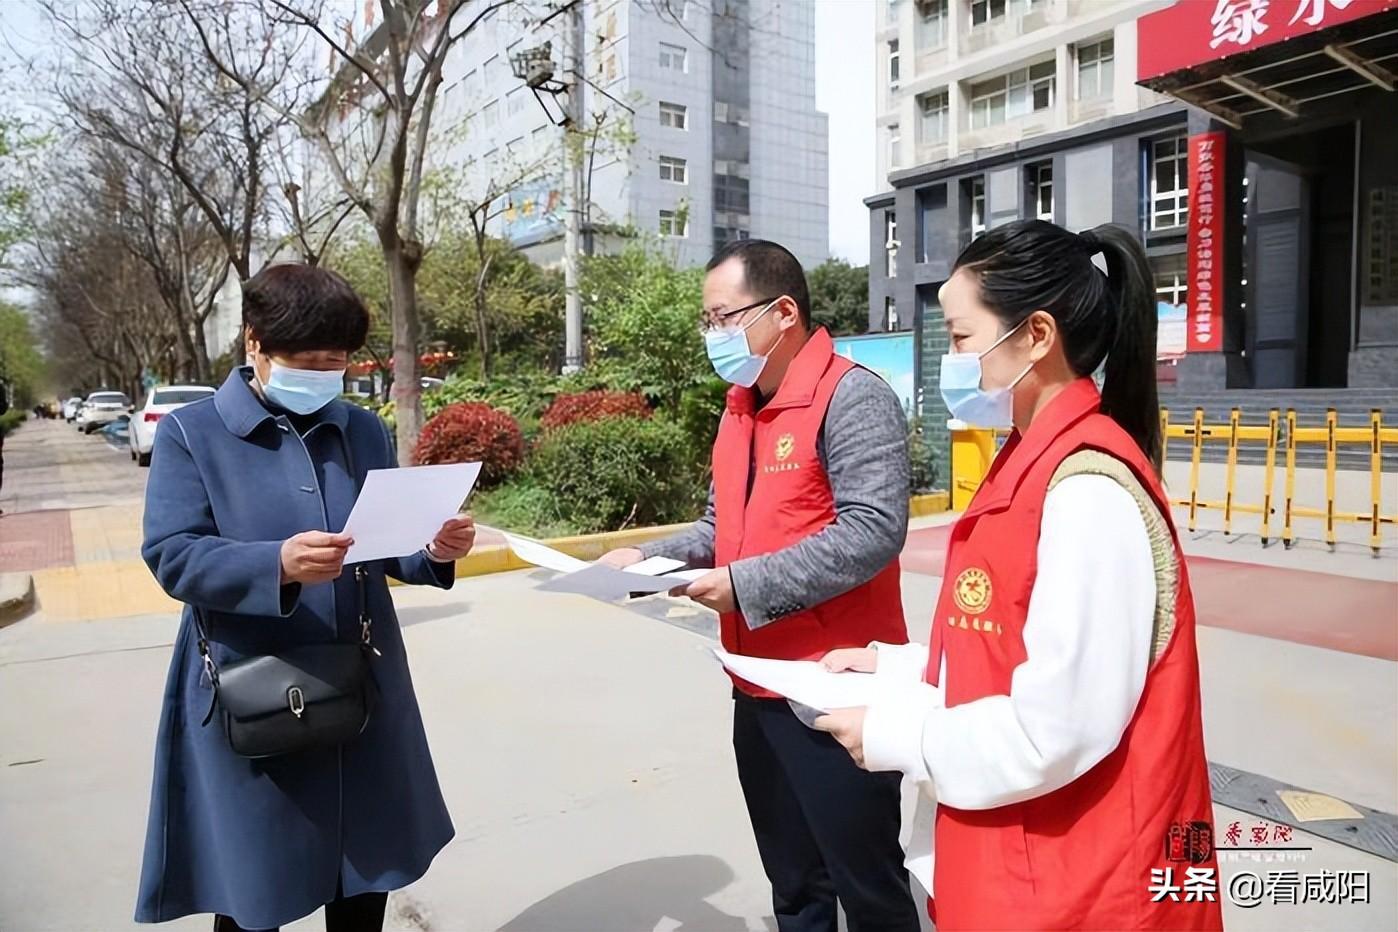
top-left (526, 416), bottom-right (704, 533)
top-left (0, 410), bottom-right (25, 436)
top-left (675, 377), bottom-right (729, 461)
top-left (908, 417), bottom-right (939, 494)
top-left (471, 480), bottom-right (575, 540)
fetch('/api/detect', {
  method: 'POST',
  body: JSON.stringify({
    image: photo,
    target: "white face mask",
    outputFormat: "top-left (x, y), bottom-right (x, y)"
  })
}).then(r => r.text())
top-left (938, 319), bottom-right (1034, 428)
top-left (254, 358), bottom-right (346, 415)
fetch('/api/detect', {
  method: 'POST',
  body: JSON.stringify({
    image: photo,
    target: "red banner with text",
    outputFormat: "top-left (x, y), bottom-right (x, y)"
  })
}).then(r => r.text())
top-left (1187, 132), bottom-right (1226, 353)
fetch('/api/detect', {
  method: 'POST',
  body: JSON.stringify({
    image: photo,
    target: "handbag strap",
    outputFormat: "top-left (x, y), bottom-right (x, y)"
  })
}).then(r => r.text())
top-left (192, 564), bottom-right (373, 726)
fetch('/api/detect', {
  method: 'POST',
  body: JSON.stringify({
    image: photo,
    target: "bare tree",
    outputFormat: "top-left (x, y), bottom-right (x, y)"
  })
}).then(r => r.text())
top-left (183, 0), bottom-right (534, 462)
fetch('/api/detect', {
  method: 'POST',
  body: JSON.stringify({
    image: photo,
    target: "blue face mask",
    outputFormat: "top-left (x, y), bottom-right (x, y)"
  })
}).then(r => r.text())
top-left (938, 320), bottom-right (1033, 429)
top-left (257, 360), bottom-right (346, 415)
top-left (704, 299), bottom-right (779, 388)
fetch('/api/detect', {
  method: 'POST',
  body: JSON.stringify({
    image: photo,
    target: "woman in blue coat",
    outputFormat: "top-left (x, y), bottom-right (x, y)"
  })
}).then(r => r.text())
top-left (136, 265), bottom-right (476, 931)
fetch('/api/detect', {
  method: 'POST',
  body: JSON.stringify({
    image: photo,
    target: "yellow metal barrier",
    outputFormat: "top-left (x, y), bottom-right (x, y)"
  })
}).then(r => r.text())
top-left (1161, 406), bottom-right (1397, 555)
top-left (955, 408), bottom-right (1396, 555)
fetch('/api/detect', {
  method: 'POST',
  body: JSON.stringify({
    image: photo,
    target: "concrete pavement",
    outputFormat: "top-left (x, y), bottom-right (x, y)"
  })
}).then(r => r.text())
top-left (2, 419), bottom-right (1397, 930)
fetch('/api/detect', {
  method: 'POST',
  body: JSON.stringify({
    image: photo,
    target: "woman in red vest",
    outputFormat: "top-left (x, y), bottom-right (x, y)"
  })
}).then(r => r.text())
top-left (814, 220), bottom-right (1224, 931)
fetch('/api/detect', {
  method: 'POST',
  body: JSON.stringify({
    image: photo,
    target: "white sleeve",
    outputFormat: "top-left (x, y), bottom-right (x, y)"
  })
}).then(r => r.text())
top-left (862, 475), bottom-right (1156, 807)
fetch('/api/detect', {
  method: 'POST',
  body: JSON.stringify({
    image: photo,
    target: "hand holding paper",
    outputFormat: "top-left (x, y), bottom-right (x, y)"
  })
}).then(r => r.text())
top-left (342, 463), bottom-right (481, 564)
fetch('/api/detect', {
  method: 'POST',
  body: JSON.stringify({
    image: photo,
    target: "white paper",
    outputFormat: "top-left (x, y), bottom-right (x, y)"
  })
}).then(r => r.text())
top-left (628, 556), bottom-right (686, 576)
top-left (538, 563), bottom-right (699, 601)
top-left (342, 463), bottom-right (481, 564)
top-left (712, 647), bottom-right (903, 712)
top-left (493, 528), bottom-right (592, 574)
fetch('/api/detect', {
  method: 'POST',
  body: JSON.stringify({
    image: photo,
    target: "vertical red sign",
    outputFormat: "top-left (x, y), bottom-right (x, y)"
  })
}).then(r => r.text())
top-left (1187, 132), bottom-right (1226, 353)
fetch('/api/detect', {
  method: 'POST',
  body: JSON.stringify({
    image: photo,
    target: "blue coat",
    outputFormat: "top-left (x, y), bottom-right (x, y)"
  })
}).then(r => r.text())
top-left (136, 369), bottom-right (456, 928)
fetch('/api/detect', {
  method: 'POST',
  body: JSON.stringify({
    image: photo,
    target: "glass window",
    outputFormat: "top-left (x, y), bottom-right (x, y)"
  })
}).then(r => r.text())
top-left (152, 388), bottom-right (214, 405)
top-left (482, 100), bottom-right (499, 127)
top-left (1028, 162), bottom-right (1053, 222)
top-left (659, 209), bottom-right (689, 237)
top-left (888, 123), bottom-right (901, 168)
top-left (1149, 133), bottom-right (1189, 231)
top-left (916, 0), bottom-right (948, 49)
top-left (889, 40), bottom-right (900, 89)
top-left (970, 61), bottom-right (1054, 129)
top-left (885, 211), bottom-right (899, 277)
top-left (659, 101), bottom-right (688, 129)
top-left (659, 156), bottom-right (688, 183)
top-left (660, 42), bottom-right (688, 72)
top-left (967, 176), bottom-right (987, 241)
top-left (506, 87), bottom-right (528, 117)
top-left (1076, 36), bottom-right (1115, 100)
top-left (971, 0), bottom-right (1007, 26)
top-left (918, 90), bottom-right (948, 145)
top-left (884, 296), bottom-right (899, 331)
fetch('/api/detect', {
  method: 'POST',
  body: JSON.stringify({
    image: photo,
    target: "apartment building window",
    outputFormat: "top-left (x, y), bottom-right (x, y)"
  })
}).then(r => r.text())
top-left (659, 209), bottom-right (689, 237)
top-left (482, 100), bottom-right (499, 128)
top-left (659, 101), bottom-right (688, 129)
top-left (506, 87), bottom-right (528, 118)
top-left (715, 173), bottom-right (750, 213)
top-left (884, 297), bottom-right (899, 331)
top-left (660, 42), bottom-right (688, 72)
top-left (918, 90), bottom-right (948, 145)
top-left (659, 156), bottom-right (688, 184)
top-left (916, 184), bottom-right (947, 262)
top-left (1077, 36), bottom-right (1115, 100)
top-left (966, 176), bottom-right (987, 240)
top-left (969, 60), bottom-right (1054, 129)
top-left (1028, 162), bottom-right (1053, 222)
top-left (1148, 133), bottom-right (1189, 230)
top-left (971, 0), bottom-right (1006, 26)
top-left (888, 123), bottom-right (902, 168)
top-left (916, 0), bottom-right (948, 49)
top-left (889, 40), bottom-right (900, 90)
top-left (885, 211), bottom-right (899, 277)
top-left (1154, 254), bottom-right (1187, 307)
top-left (532, 125), bottom-right (552, 149)
top-left (714, 226), bottom-right (750, 246)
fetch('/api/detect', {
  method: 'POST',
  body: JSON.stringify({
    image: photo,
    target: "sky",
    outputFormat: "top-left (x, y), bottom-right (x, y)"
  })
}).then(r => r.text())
top-left (813, 0), bottom-right (876, 266)
top-left (1, 0), bottom-right (876, 267)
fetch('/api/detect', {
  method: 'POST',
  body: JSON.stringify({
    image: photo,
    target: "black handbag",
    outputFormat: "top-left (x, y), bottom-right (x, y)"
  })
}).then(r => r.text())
top-left (195, 565), bottom-right (380, 759)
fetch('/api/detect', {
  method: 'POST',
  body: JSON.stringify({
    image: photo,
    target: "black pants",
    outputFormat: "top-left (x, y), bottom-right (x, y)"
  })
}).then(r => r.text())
top-left (213, 886), bottom-right (387, 932)
top-left (733, 693), bottom-right (922, 932)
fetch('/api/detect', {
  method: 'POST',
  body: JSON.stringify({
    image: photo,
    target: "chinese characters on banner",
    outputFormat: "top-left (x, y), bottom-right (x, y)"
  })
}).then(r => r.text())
top-left (1137, 0), bottom-right (1395, 82)
top-left (1187, 132), bottom-right (1226, 353)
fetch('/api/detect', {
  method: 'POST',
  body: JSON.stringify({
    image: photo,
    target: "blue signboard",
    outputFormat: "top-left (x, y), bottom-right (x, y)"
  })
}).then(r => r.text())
top-left (499, 178), bottom-right (565, 244)
top-left (833, 331), bottom-right (916, 417)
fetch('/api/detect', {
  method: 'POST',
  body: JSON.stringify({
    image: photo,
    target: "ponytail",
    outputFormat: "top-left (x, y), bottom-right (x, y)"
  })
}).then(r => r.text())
top-left (1084, 224), bottom-right (1162, 473)
top-left (952, 219), bottom-right (1163, 474)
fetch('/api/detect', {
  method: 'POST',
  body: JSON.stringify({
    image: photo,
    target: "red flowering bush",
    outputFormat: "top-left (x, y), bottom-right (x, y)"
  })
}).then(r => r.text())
top-left (539, 390), bottom-right (651, 432)
top-left (412, 402), bottom-right (524, 487)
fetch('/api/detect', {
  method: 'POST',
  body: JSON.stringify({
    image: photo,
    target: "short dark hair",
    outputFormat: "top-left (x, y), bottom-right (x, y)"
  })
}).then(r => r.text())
top-left (706, 240), bottom-right (811, 328)
top-left (242, 264), bottom-right (370, 355)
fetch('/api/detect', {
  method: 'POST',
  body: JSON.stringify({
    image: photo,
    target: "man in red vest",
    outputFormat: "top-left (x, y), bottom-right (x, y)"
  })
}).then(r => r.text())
top-left (603, 241), bottom-right (921, 932)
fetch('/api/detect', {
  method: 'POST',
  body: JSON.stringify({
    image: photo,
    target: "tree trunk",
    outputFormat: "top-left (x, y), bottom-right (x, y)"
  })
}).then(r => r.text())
top-left (473, 240), bottom-right (494, 381)
top-left (192, 321), bottom-right (212, 383)
top-left (384, 238), bottom-right (422, 466)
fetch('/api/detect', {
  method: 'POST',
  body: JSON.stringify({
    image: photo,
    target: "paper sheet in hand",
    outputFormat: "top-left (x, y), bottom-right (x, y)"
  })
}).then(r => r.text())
top-left (342, 463), bottom-right (480, 564)
top-left (713, 647), bottom-right (897, 712)
top-left (494, 529), bottom-right (592, 574)
top-left (537, 563), bottom-right (699, 601)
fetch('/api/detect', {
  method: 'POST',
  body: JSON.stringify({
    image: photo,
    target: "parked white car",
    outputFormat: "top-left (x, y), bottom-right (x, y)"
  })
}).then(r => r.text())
top-left (77, 391), bottom-right (132, 434)
top-left (62, 397), bottom-right (83, 422)
top-left (129, 385), bottom-right (216, 466)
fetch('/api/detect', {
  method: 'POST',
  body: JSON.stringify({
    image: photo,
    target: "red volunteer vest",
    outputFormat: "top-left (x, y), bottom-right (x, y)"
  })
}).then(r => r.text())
top-left (926, 379), bottom-right (1222, 931)
top-left (713, 328), bottom-right (908, 698)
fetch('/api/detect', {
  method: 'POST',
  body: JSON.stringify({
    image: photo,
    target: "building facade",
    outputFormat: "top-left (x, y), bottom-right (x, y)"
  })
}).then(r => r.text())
top-left (865, 0), bottom-right (1180, 482)
top-left (433, 0), bottom-right (829, 269)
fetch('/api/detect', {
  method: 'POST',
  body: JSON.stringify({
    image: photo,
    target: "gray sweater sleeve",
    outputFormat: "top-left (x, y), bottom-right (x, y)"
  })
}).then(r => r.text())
top-left (637, 484), bottom-right (717, 567)
top-left (729, 368), bottom-right (910, 629)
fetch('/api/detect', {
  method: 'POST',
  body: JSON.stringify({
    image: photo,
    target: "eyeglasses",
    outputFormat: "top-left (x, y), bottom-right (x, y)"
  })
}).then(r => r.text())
top-left (700, 297), bottom-right (781, 333)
